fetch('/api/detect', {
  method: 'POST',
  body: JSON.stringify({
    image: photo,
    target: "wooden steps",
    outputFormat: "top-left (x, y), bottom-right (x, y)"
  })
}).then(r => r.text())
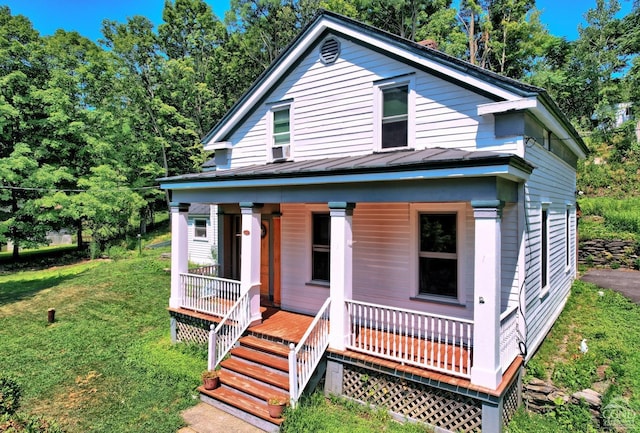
top-left (199, 333), bottom-right (292, 430)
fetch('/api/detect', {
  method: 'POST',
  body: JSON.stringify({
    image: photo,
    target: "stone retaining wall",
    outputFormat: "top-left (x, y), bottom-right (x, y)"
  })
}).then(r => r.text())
top-left (578, 239), bottom-right (639, 268)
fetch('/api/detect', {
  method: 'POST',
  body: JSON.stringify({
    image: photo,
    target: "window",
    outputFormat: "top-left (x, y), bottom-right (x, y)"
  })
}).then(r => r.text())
top-left (273, 107), bottom-right (290, 146)
top-left (565, 207), bottom-right (571, 269)
top-left (194, 219), bottom-right (207, 239)
top-left (312, 213), bottom-right (330, 282)
top-left (541, 208), bottom-right (549, 291)
top-left (382, 85), bottom-right (408, 148)
top-left (418, 214), bottom-right (457, 297)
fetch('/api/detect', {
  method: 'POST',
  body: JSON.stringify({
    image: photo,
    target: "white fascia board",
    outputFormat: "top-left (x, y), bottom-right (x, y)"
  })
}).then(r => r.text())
top-left (205, 16), bottom-right (524, 145)
top-left (161, 164), bottom-right (529, 191)
top-left (203, 141), bottom-right (232, 151)
top-left (477, 97), bottom-right (539, 116)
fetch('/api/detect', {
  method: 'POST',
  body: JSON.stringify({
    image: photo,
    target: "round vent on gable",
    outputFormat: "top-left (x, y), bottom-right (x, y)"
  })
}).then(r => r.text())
top-left (319, 37), bottom-right (340, 65)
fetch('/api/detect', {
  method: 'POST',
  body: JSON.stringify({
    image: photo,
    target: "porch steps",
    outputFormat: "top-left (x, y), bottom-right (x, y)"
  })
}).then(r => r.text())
top-left (199, 334), bottom-right (292, 431)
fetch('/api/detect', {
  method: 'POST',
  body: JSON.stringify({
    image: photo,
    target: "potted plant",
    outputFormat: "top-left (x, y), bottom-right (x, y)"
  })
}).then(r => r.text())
top-left (266, 395), bottom-right (288, 418)
top-left (201, 370), bottom-right (220, 390)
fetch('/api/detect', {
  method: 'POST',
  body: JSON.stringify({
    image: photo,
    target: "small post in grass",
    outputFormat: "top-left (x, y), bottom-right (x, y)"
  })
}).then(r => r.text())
top-left (47, 308), bottom-right (55, 323)
top-left (137, 233), bottom-right (142, 256)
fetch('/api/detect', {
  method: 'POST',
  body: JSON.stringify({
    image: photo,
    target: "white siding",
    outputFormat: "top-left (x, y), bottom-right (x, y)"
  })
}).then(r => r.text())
top-left (501, 202), bottom-right (521, 313)
top-left (187, 205), bottom-right (218, 265)
top-left (280, 202), bottom-right (474, 320)
top-left (221, 37), bottom-right (519, 170)
top-left (522, 144), bottom-right (577, 359)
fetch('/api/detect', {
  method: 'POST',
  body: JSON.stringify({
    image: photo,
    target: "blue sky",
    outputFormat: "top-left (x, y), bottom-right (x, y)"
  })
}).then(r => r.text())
top-left (0, 0), bottom-right (634, 42)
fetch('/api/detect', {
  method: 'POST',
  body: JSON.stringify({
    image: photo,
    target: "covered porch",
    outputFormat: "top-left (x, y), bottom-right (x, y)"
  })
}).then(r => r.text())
top-left (162, 148), bottom-right (532, 396)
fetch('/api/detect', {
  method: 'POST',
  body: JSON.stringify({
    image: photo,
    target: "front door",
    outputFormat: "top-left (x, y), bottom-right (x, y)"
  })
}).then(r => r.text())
top-left (260, 217), bottom-right (281, 306)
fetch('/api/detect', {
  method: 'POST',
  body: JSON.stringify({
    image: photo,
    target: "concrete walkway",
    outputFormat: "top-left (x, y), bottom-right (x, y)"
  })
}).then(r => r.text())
top-left (178, 403), bottom-right (266, 433)
top-left (580, 268), bottom-right (640, 304)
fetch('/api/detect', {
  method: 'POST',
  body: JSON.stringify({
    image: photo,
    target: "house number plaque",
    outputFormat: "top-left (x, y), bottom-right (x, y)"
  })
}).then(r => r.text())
top-left (243, 230), bottom-right (250, 235)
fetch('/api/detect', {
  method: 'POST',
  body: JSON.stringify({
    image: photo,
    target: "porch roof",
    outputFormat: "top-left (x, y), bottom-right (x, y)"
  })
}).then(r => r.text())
top-left (160, 147), bottom-right (533, 186)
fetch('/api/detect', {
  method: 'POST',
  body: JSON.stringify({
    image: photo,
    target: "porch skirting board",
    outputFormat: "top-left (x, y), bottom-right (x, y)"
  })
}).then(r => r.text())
top-left (325, 352), bottom-right (523, 433)
top-left (169, 308), bottom-right (218, 345)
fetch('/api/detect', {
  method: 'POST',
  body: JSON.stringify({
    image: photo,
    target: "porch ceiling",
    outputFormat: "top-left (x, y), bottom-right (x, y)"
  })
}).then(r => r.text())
top-left (161, 148), bottom-right (532, 204)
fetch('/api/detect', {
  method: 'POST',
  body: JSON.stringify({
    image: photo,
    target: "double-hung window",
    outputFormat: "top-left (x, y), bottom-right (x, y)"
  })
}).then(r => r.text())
top-left (311, 213), bottom-right (330, 282)
top-left (273, 107), bottom-right (290, 146)
top-left (194, 219), bottom-right (207, 239)
top-left (375, 75), bottom-right (414, 150)
top-left (269, 102), bottom-right (292, 161)
top-left (418, 213), bottom-right (457, 297)
top-left (541, 207), bottom-right (549, 294)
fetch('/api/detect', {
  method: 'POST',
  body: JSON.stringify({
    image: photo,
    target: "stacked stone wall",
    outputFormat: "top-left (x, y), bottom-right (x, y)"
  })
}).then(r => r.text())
top-left (578, 239), bottom-right (639, 269)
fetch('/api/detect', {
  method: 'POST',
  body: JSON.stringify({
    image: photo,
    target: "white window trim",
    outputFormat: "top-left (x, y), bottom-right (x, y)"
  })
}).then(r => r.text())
top-left (539, 203), bottom-right (551, 298)
top-left (194, 218), bottom-right (208, 240)
top-left (266, 100), bottom-right (294, 162)
top-left (373, 75), bottom-right (416, 152)
top-left (305, 204), bottom-right (331, 287)
top-left (409, 203), bottom-right (467, 306)
top-left (565, 205), bottom-right (572, 273)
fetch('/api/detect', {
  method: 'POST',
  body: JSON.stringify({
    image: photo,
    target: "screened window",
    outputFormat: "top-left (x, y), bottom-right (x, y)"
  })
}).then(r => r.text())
top-left (418, 214), bottom-right (457, 297)
top-left (194, 219), bottom-right (207, 239)
top-left (381, 85), bottom-right (408, 148)
top-left (312, 213), bottom-right (330, 282)
top-left (273, 107), bottom-right (290, 146)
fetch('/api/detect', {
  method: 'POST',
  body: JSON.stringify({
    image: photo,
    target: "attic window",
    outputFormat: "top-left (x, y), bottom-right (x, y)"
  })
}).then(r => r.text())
top-left (319, 37), bottom-right (340, 64)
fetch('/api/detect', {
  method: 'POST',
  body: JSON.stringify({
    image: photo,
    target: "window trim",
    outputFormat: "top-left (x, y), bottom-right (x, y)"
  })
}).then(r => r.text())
top-left (267, 100), bottom-right (294, 161)
top-left (306, 205), bottom-right (331, 285)
top-left (374, 75), bottom-right (415, 151)
top-left (540, 204), bottom-right (550, 298)
top-left (565, 205), bottom-right (572, 272)
top-left (409, 203), bottom-right (467, 306)
top-left (194, 218), bottom-right (208, 240)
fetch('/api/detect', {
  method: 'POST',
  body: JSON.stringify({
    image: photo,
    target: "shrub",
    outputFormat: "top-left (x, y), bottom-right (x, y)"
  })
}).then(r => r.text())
top-left (0, 376), bottom-right (21, 415)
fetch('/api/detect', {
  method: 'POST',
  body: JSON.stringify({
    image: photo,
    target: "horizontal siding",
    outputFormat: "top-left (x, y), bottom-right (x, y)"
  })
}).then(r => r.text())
top-left (523, 145), bottom-right (577, 358)
top-left (501, 202), bottom-right (520, 313)
top-left (222, 36), bottom-right (519, 169)
top-left (188, 216), bottom-right (215, 265)
top-left (280, 202), bottom-right (474, 320)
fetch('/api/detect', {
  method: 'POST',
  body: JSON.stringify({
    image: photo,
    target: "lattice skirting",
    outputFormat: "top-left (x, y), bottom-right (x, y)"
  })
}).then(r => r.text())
top-left (501, 372), bottom-right (521, 426)
top-left (341, 364), bottom-right (482, 432)
top-left (171, 311), bottom-right (215, 345)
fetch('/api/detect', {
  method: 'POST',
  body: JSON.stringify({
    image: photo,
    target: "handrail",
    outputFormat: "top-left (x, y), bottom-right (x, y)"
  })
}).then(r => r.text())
top-left (288, 297), bottom-right (331, 408)
top-left (208, 290), bottom-right (251, 370)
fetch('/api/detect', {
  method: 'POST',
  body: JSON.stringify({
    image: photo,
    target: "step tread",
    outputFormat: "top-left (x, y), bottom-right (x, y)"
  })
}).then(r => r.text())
top-left (231, 346), bottom-right (289, 372)
top-left (200, 386), bottom-right (285, 426)
top-left (220, 370), bottom-right (289, 401)
top-left (240, 335), bottom-right (291, 357)
top-left (221, 358), bottom-right (289, 390)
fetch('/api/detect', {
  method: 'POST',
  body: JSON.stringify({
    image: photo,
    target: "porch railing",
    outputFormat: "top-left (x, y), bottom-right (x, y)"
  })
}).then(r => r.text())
top-left (188, 264), bottom-right (219, 277)
top-left (288, 298), bottom-right (331, 408)
top-left (346, 300), bottom-right (474, 378)
top-left (208, 290), bottom-right (251, 370)
top-left (179, 273), bottom-right (241, 317)
top-left (499, 305), bottom-right (520, 372)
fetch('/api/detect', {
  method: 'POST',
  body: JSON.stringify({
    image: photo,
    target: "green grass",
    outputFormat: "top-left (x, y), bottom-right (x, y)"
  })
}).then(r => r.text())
top-left (508, 280), bottom-right (640, 432)
top-left (0, 249), bottom-right (206, 433)
top-left (579, 197), bottom-right (640, 241)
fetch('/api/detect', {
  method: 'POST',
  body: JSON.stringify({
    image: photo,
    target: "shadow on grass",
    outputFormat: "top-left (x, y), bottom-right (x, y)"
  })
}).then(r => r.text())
top-left (0, 273), bottom-right (79, 306)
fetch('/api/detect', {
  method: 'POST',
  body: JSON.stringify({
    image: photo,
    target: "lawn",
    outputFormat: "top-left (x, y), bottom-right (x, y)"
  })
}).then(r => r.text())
top-left (0, 249), bottom-right (206, 432)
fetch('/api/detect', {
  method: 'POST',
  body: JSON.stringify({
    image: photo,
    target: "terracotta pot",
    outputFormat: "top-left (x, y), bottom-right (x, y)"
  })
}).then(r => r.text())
top-left (267, 402), bottom-right (285, 418)
top-left (203, 376), bottom-right (219, 390)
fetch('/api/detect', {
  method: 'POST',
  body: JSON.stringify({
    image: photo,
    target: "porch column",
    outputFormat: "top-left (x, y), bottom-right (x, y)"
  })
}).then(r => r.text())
top-left (328, 202), bottom-right (355, 351)
top-left (169, 202), bottom-right (190, 309)
top-left (471, 200), bottom-right (504, 390)
top-left (240, 202), bottom-right (263, 325)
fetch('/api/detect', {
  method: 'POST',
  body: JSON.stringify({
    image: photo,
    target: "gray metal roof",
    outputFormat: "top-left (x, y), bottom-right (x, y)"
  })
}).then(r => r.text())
top-left (160, 147), bottom-right (533, 184)
top-left (188, 203), bottom-right (211, 215)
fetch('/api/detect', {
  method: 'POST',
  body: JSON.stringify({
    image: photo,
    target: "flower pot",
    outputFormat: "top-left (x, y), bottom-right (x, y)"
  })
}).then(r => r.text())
top-left (203, 376), bottom-right (219, 390)
top-left (267, 402), bottom-right (286, 418)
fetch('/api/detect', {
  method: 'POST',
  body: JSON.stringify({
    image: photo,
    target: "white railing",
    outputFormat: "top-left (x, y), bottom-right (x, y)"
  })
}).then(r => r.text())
top-left (288, 298), bottom-right (331, 408)
top-left (500, 305), bottom-right (519, 373)
top-left (180, 273), bottom-right (240, 316)
top-left (346, 300), bottom-right (473, 378)
top-left (188, 264), bottom-right (219, 276)
top-left (208, 290), bottom-right (251, 370)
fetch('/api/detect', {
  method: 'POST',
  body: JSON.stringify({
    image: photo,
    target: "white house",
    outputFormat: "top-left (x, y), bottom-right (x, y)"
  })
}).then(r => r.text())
top-left (160, 11), bottom-right (586, 433)
top-left (186, 203), bottom-right (218, 266)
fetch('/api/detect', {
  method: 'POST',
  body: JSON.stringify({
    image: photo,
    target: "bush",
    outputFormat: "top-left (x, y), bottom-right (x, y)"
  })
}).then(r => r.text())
top-left (0, 376), bottom-right (21, 415)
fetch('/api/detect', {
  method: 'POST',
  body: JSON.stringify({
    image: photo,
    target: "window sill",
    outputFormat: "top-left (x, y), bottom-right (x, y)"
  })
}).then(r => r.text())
top-left (193, 238), bottom-right (208, 242)
top-left (410, 295), bottom-right (466, 308)
top-left (539, 286), bottom-right (550, 300)
top-left (306, 280), bottom-right (330, 288)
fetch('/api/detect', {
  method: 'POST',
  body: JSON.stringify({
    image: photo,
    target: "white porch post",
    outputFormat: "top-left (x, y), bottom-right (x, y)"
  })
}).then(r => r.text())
top-left (240, 202), bottom-right (263, 325)
top-left (328, 202), bottom-right (355, 351)
top-left (471, 200), bottom-right (504, 390)
top-left (169, 202), bottom-right (190, 309)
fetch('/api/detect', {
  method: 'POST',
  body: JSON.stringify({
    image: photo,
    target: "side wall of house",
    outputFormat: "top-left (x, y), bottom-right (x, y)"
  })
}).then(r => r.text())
top-left (219, 36), bottom-right (520, 170)
top-left (188, 206), bottom-right (219, 265)
top-left (522, 144), bottom-right (577, 359)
